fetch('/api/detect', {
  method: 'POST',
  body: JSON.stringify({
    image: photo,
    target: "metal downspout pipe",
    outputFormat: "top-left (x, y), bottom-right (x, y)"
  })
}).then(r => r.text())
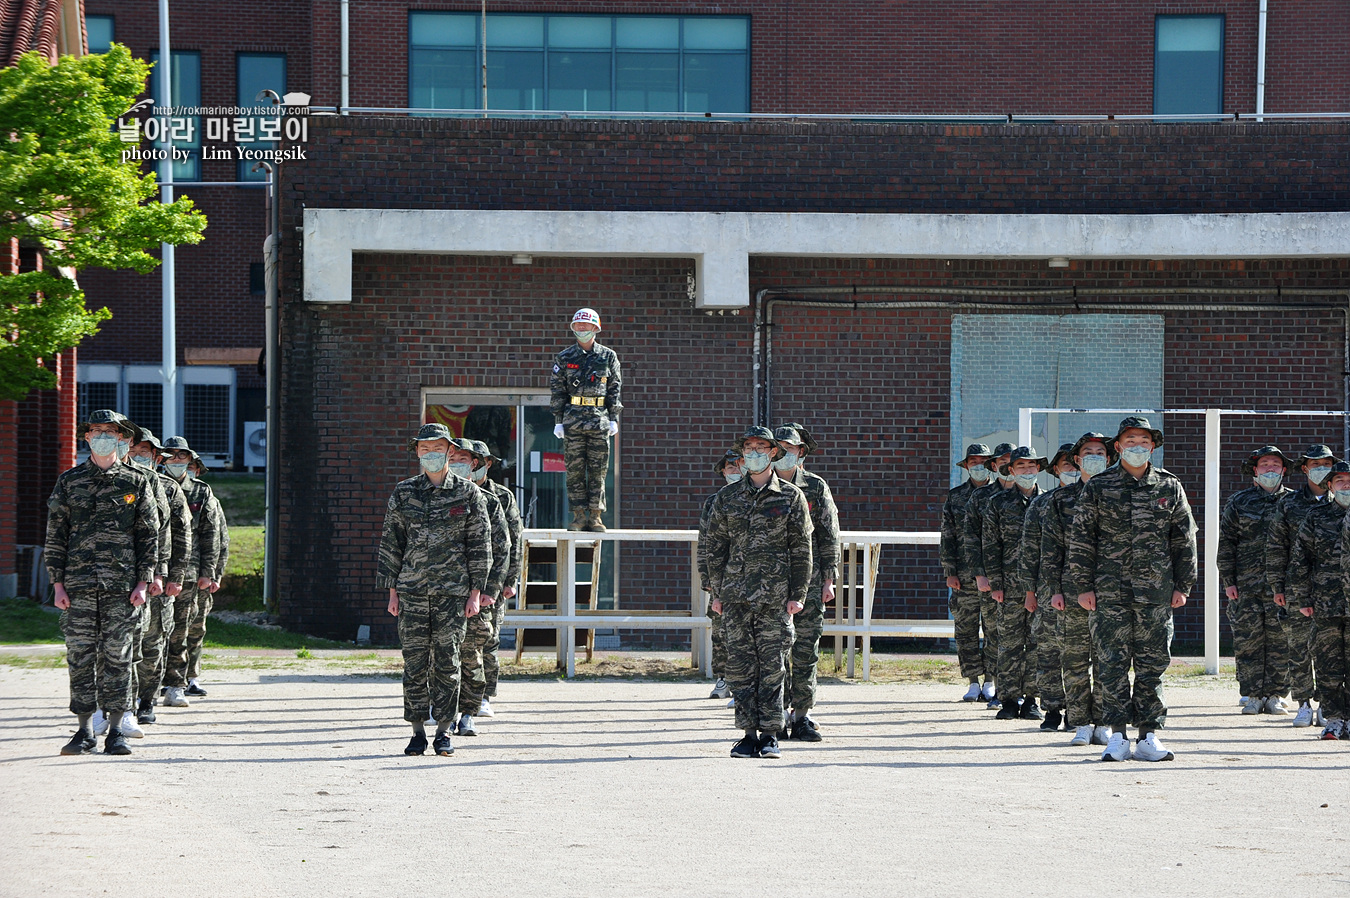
top-left (1256, 0), bottom-right (1269, 122)
top-left (340, 0), bottom-right (349, 115)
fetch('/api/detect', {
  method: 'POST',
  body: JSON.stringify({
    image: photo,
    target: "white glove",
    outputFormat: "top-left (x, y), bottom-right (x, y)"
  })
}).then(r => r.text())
top-left (608, 420), bottom-right (619, 437)
top-left (553, 424), bottom-right (564, 439)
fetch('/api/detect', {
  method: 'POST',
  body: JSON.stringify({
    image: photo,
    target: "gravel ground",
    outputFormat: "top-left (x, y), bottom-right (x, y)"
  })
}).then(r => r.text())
top-left (1, 655), bottom-right (1347, 897)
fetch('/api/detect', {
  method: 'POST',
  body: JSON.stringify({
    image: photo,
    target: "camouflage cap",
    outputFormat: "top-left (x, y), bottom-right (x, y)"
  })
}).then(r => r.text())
top-left (469, 440), bottom-right (498, 463)
top-left (1300, 444), bottom-right (1341, 463)
top-left (783, 422), bottom-right (819, 456)
top-left (714, 448), bottom-right (742, 475)
top-left (405, 423), bottom-right (454, 452)
top-left (773, 426), bottom-right (805, 448)
top-left (999, 445), bottom-right (1049, 475)
top-left (734, 425), bottom-right (779, 454)
top-left (1114, 415), bottom-right (1164, 447)
top-left (1322, 461), bottom-right (1350, 491)
top-left (133, 427), bottom-right (165, 453)
top-left (1049, 441), bottom-right (1078, 471)
top-left (161, 435), bottom-right (208, 472)
top-left (111, 412), bottom-right (144, 445)
top-left (992, 442), bottom-right (1016, 458)
top-left (80, 408), bottom-right (138, 440)
top-left (957, 442), bottom-right (993, 468)
top-left (1241, 445), bottom-right (1296, 478)
top-left (1071, 431), bottom-right (1117, 462)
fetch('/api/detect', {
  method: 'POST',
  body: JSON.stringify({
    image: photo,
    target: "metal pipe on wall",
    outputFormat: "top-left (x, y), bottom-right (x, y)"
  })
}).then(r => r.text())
top-left (340, 0), bottom-right (349, 114)
top-left (1256, 0), bottom-right (1269, 121)
top-left (260, 163), bottom-right (280, 612)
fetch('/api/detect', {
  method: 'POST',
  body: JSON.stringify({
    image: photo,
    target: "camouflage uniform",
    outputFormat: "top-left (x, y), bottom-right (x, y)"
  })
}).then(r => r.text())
top-left (1020, 488), bottom-right (1064, 713)
top-left (379, 470), bottom-right (492, 729)
top-left (458, 476), bottom-right (510, 717)
top-left (699, 489), bottom-right (730, 679)
top-left (1288, 498), bottom-right (1349, 718)
top-left (164, 475), bottom-right (223, 688)
top-left (1041, 480), bottom-right (1105, 728)
top-left (135, 468), bottom-right (193, 706)
top-left (704, 473), bottom-right (813, 734)
top-left (483, 477), bottom-right (523, 698)
top-left (941, 476), bottom-right (990, 680)
top-left (961, 480), bottom-right (1007, 677)
top-left (1266, 484), bottom-right (1327, 706)
top-left (550, 340), bottom-right (622, 517)
top-left (785, 465), bottom-right (841, 716)
top-left (1219, 483), bottom-right (1291, 699)
top-left (984, 481), bottom-right (1042, 703)
top-left (45, 459), bottom-right (160, 715)
top-left (185, 491), bottom-right (229, 682)
top-left (1067, 459), bottom-right (1197, 732)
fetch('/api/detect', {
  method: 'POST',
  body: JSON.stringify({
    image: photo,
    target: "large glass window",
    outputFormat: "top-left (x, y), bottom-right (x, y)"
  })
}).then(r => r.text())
top-left (237, 53), bottom-right (287, 180)
top-left (1154, 15), bottom-right (1224, 116)
top-left (149, 49), bottom-right (202, 180)
top-left (409, 12), bottom-right (749, 114)
top-left (86, 16), bottom-right (114, 54)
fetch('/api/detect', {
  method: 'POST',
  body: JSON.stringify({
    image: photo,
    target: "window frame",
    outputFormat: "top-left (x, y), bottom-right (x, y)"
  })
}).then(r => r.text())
top-left (237, 52), bottom-right (288, 181)
top-left (1153, 14), bottom-right (1225, 117)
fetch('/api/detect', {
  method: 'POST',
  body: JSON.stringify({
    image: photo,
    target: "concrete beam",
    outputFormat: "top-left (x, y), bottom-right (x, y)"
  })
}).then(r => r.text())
top-left (303, 209), bottom-right (1350, 309)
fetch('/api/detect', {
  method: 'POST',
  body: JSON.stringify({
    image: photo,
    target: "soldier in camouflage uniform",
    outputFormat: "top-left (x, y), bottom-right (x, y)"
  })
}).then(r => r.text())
top-left (1043, 432), bottom-right (1114, 748)
top-left (183, 453), bottom-right (228, 698)
top-left (46, 410), bottom-right (160, 756)
top-left (379, 423), bottom-right (492, 757)
top-left (453, 439), bottom-right (510, 736)
top-left (475, 441), bottom-right (523, 716)
top-left (1021, 442), bottom-right (1077, 731)
top-left (1267, 444), bottom-right (1339, 727)
top-left (1068, 416), bottom-right (1197, 762)
top-left (160, 437), bottom-right (223, 708)
top-left (984, 446), bottom-right (1047, 721)
top-left (550, 308), bottom-right (622, 532)
top-left (1220, 446), bottom-right (1295, 716)
top-left (772, 424), bottom-right (841, 742)
top-left (941, 442), bottom-right (994, 702)
top-left (1290, 463), bottom-right (1350, 738)
top-left (704, 426), bottom-right (812, 760)
top-left (700, 448), bottom-right (742, 701)
top-left (963, 442), bottom-right (1015, 707)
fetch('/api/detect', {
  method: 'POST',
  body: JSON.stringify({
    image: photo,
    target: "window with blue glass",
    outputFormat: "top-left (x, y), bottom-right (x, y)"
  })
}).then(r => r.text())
top-left (1154, 15), bottom-right (1224, 116)
top-left (149, 49), bottom-right (202, 180)
top-left (86, 16), bottom-right (114, 54)
top-left (237, 53), bottom-right (287, 180)
top-left (409, 13), bottom-right (749, 114)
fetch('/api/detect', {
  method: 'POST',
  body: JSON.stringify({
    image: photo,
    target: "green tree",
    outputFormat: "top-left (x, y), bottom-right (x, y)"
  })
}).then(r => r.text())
top-left (0, 45), bottom-right (206, 401)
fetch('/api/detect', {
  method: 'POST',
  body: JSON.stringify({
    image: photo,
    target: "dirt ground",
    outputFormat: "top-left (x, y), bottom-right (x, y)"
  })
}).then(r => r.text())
top-left (1, 650), bottom-right (1347, 898)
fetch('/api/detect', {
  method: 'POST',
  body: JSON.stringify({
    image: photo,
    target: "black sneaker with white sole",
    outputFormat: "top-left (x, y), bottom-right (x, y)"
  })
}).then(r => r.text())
top-left (757, 732), bottom-right (782, 759)
top-left (60, 732), bottom-right (96, 756)
top-left (185, 683), bottom-right (208, 697)
top-left (730, 733), bottom-right (759, 758)
top-left (404, 733), bottom-right (428, 756)
top-left (432, 732), bottom-right (454, 756)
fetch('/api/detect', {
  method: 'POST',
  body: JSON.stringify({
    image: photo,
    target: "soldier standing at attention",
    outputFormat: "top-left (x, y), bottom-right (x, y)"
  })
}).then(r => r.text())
top-left (774, 424), bottom-right (841, 742)
top-left (46, 410), bottom-right (160, 756)
top-left (1043, 432), bottom-right (1114, 748)
top-left (1069, 416), bottom-right (1197, 762)
top-left (985, 446), bottom-right (1048, 721)
top-left (700, 448), bottom-right (742, 702)
top-left (1021, 442), bottom-right (1077, 732)
top-left (1266, 444), bottom-right (1338, 729)
top-left (941, 443), bottom-right (994, 702)
top-left (473, 441), bottom-right (523, 719)
top-left (1220, 446), bottom-right (1295, 717)
top-left (704, 426), bottom-right (812, 760)
top-left (379, 424), bottom-right (492, 758)
top-left (550, 308), bottom-right (622, 532)
top-left (965, 442), bottom-right (1015, 707)
top-left (183, 452), bottom-right (229, 699)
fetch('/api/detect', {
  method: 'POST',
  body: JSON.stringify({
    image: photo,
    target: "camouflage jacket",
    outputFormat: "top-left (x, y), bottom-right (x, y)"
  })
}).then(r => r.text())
top-left (209, 493), bottom-right (230, 582)
top-left (788, 467), bottom-right (841, 586)
top-left (1287, 500), bottom-right (1349, 616)
top-left (703, 473), bottom-right (812, 607)
top-left (1265, 484), bottom-right (1327, 599)
top-left (180, 476), bottom-right (223, 582)
top-left (982, 484), bottom-right (1042, 594)
top-left (378, 472), bottom-right (492, 596)
top-left (961, 481), bottom-right (1009, 579)
top-left (1067, 464), bottom-right (1198, 605)
top-left (1217, 484), bottom-right (1290, 596)
top-left (44, 459), bottom-right (160, 593)
top-left (1039, 480), bottom-right (1085, 599)
top-left (1017, 486), bottom-right (1058, 598)
top-left (940, 480), bottom-right (980, 584)
top-left (487, 479), bottom-right (524, 589)
top-left (158, 471), bottom-right (194, 584)
top-left (476, 483), bottom-right (511, 599)
top-left (697, 488), bottom-right (722, 593)
top-left (550, 342), bottom-right (623, 431)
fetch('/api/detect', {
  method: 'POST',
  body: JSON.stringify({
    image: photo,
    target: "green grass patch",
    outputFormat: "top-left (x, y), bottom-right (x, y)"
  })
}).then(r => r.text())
top-left (202, 619), bottom-right (345, 650)
top-left (209, 473), bottom-right (265, 526)
top-left (0, 598), bottom-right (63, 643)
top-left (0, 651), bottom-right (66, 668)
top-left (218, 525), bottom-right (265, 611)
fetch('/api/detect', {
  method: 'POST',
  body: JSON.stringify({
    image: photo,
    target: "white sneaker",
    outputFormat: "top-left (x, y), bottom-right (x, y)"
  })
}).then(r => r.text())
top-left (1315, 706), bottom-right (1326, 727)
top-left (1264, 696), bottom-right (1287, 715)
top-left (479, 697), bottom-right (494, 718)
top-left (164, 686), bottom-right (189, 707)
top-left (1277, 696), bottom-right (1291, 711)
top-left (1241, 696), bottom-right (1263, 715)
top-left (726, 697), bottom-right (735, 709)
top-left (457, 713), bottom-right (477, 736)
top-left (1292, 702), bottom-right (1315, 727)
top-left (1101, 731), bottom-right (1131, 762)
top-left (1238, 695), bottom-right (1248, 706)
top-left (92, 709), bottom-right (109, 736)
top-left (119, 711), bottom-right (145, 739)
top-left (709, 678), bottom-right (731, 699)
top-left (962, 682), bottom-right (982, 702)
top-left (1133, 733), bottom-right (1175, 762)
top-left (1091, 725), bottom-right (1111, 746)
top-left (1069, 724), bottom-right (1094, 746)
top-left (980, 681), bottom-right (996, 702)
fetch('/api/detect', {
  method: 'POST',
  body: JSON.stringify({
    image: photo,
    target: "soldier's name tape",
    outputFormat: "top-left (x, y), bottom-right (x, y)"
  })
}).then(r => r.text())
top-left (570, 396), bottom-right (606, 407)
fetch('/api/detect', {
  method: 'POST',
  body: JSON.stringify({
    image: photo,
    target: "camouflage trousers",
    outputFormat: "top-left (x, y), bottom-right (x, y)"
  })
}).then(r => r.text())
top-left (1033, 605), bottom-right (1065, 712)
top-left (186, 592), bottom-right (214, 681)
top-left (723, 601), bottom-right (795, 733)
top-left (163, 585), bottom-right (201, 688)
top-left (397, 594), bottom-right (467, 729)
top-left (788, 589), bottom-right (826, 714)
top-left (996, 600), bottom-right (1037, 699)
top-left (1060, 603), bottom-right (1105, 728)
top-left (484, 595), bottom-right (507, 698)
top-left (1231, 595), bottom-right (1289, 698)
top-left (135, 594), bottom-right (176, 705)
top-left (1281, 608), bottom-right (1317, 704)
top-left (1094, 600), bottom-right (1173, 731)
top-left (63, 588), bottom-right (139, 715)
top-left (458, 603), bottom-right (497, 715)
top-left (951, 588), bottom-right (994, 681)
top-left (708, 603), bottom-right (727, 680)
top-left (563, 429), bottom-right (609, 512)
top-left (1312, 615), bottom-right (1349, 719)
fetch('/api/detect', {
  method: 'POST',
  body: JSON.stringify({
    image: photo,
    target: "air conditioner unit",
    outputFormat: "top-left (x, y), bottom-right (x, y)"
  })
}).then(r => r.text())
top-left (243, 421), bottom-right (266, 469)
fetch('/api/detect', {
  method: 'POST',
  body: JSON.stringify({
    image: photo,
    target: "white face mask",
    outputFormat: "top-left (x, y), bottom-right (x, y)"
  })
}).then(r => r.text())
top-left (1079, 455), bottom-right (1110, 477)
top-left (88, 433), bottom-right (120, 457)
top-left (724, 470), bottom-right (742, 485)
top-left (967, 464), bottom-right (990, 483)
top-left (1335, 491), bottom-right (1350, 508)
top-left (1059, 470), bottom-right (1081, 486)
top-left (1309, 466), bottom-right (1332, 486)
top-left (773, 450), bottom-right (800, 472)
top-left (1254, 471), bottom-right (1284, 491)
top-left (1119, 445), bottom-right (1152, 468)
top-left (420, 452), bottom-right (448, 474)
top-left (572, 328), bottom-right (595, 343)
top-left (1014, 473), bottom-right (1039, 490)
top-left (446, 461), bottom-right (472, 479)
top-left (742, 451), bottom-right (771, 474)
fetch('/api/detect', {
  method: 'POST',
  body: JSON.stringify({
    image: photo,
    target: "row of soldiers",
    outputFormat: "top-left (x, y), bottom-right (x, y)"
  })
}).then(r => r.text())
top-left (378, 426), bottom-right (523, 756)
top-left (47, 410), bottom-right (227, 756)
